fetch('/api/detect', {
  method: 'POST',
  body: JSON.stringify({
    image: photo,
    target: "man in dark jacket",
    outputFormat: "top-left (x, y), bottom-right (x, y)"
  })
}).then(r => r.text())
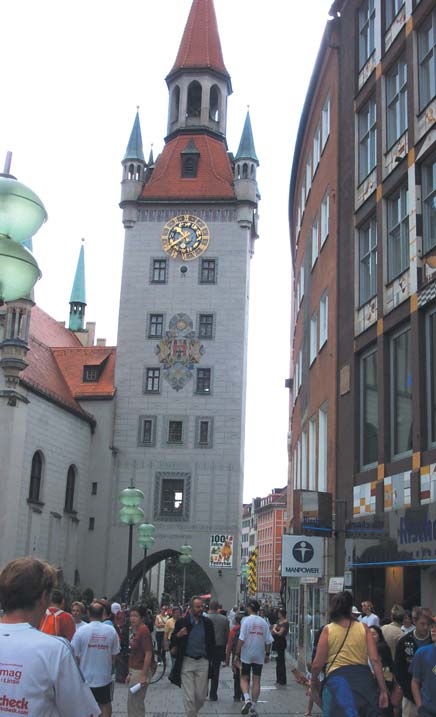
top-left (394, 607), bottom-right (432, 717)
top-left (170, 596), bottom-right (215, 717)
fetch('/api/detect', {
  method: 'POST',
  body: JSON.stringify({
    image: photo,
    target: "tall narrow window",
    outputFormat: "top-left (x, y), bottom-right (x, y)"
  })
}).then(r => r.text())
top-left (311, 217), bottom-right (319, 268)
top-left (198, 313), bottom-right (214, 339)
top-left (386, 0), bottom-right (404, 28)
top-left (387, 185), bottom-right (409, 281)
top-left (151, 259), bottom-right (167, 284)
top-left (427, 309), bottom-right (436, 447)
top-left (306, 155), bottom-right (312, 198)
top-left (359, 0), bottom-right (376, 70)
top-left (138, 416), bottom-right (156, 446)
top-left (386, 58), bottom-right (407, 149)
top-left (418, 11), bottom-right (436, 112)
top-left (209, 85), bottom-right (220, 122)
top-left (313, 127), bottom-right (321, 173)
top-left (160, 479), bottom-right (184, 515)
top-left (301, 430), bottom-right (307, 490)
top-left (29, 451), bottom-right (43, 503)
top-left (360, 347), bottom-right (378, 468)
top-left (187, 81), bottom-right (202, 118)
top-left (358, 98), bottom-right (377, 183)
top-left (320, 193), bottom-right (329, 246)
top-left (148, 314), bottom-right (164, 338)
top-left (64, 465), bottom-right (76, 513)
top-left (391, 326), bottom-right (412, 458)
top-left (168, 420), bottom-right (183, 444)
top-left (318, 405), bottom-right (327, 492)
top-left (319, 291), bottom-right (328, 348)
top-left (196, 368), bottom-right (211, 394)
top-left (308, 417), bottom-right (317, 490)
top-left (200, 258), bottom-right (216, 284)
top-left (422, 157), bottom-right (436, 254)
top-left (171, 86), bottom-right (180, 123)
top-left (310, 312), bottom-right (318, 364)
top-left (321, 95), bottom-right (330, 150)
top-left (359, 217), bottom-right (377, 305)
top-left (144, 368), bottom-right (160, 393)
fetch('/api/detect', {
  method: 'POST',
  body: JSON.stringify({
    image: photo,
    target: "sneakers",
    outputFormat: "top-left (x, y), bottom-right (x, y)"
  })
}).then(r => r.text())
top-left (249, 708), bottom-right (258, 716)
top-left (241, 700), bottom-right (252, 715)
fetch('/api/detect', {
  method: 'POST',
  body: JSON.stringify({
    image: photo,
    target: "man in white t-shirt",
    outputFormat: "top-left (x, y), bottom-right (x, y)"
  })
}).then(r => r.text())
top-left (0, 557), bottom-right (100, 717)
top-left (359, 600), bottom-right (380, 627)
top-left (234, 599), bottom-right (273, 716)
top-left (72, 602), bottom-right (120, 717)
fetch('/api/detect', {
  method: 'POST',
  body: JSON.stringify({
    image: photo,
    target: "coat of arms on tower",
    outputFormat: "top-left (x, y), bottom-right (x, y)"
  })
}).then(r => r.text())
top-left (155, 313), bottom-right (205, 391)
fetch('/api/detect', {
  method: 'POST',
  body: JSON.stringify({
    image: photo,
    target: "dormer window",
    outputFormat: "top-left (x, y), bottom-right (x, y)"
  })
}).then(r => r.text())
top-left (83, 365), bottom-right (100, 382)
top-left (181, 139), bottom-right (200, 178)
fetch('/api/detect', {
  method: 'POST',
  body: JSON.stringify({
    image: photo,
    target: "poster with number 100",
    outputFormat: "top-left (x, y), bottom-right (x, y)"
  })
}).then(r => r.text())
top-left (209, 534), bottom-right (234, 568)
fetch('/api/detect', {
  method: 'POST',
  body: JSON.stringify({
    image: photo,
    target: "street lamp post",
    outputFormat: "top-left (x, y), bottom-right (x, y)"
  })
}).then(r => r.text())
top-left (179, 544), bottom-right (193, 605)
top-left (119, 486), bottom-right (145, 604)
top-left (138, 523), bottom-right (156, 605)
top-left (241, 563), bottom-right (249, 606)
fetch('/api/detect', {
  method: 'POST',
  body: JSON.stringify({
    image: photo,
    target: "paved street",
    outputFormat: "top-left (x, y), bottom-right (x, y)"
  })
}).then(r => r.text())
top-left (112, 657), bottom-right (321, 716)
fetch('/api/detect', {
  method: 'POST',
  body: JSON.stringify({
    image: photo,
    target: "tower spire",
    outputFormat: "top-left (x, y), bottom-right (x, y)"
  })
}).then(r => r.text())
top-left (124, 109), bottom-right (145, 161)
top-left (69, 241), bottom-right (86, 331)
top-left (235, 111), bottom-right (259, 164)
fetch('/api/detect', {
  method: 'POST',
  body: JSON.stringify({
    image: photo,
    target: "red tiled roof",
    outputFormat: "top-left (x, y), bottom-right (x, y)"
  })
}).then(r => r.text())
top-left (52, 347), bottom-right (116, 399)
top-left (140, 134), bottom-right (235, 200)
top-left (20, 306), bottom-right (115, 422)
top-left (169, 0), bottom-right (230, 81)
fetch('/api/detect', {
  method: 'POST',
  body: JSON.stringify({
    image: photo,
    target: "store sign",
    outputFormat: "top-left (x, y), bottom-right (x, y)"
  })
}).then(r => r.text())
top-left (293, 490), bottom-right (332, 536)
top-left (328, 577), bottom-right (344, 593)
top-left (209, 534), bottom-right (233, 568)
top-left (281, 535), bottom-right (323, 577)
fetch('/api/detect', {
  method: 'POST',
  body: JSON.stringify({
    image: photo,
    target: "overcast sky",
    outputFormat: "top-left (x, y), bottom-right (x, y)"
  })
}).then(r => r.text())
top-left (2, 0), bottom-right (331, 502)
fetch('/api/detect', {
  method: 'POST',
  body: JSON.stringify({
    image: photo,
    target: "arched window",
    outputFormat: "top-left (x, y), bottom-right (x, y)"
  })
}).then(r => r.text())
top-left (171, 86), bottom-right (180, 123)
top-left (209, 85), bottom-right (220, 122)
top-left (187, 81), bottom-right (202, 118)
top-left (251, 164), bottom-right (255, 177)
top-left (29, 451), bottom-right (43, 503)
top-left (64, 465), bottom-right (76, 513)
top-left (136, 165), bottom-right (141, 181)
top-left (128, 163), bottom-right (135, 180)
top-left (242, 163), bottom-right (248, 178)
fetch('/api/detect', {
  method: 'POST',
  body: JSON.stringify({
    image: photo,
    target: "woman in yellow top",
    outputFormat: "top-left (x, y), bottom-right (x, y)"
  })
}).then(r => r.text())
top-left (311, 591), bottom-right (388, 716)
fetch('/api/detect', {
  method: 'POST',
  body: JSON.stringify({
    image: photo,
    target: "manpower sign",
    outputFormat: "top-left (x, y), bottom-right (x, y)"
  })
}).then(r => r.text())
top-left (281, 535), bottom-right (324, 577)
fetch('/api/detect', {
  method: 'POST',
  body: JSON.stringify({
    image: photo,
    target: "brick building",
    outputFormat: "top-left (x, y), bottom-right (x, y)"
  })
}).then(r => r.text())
top-left (255, 487), bottom-right (287, 602)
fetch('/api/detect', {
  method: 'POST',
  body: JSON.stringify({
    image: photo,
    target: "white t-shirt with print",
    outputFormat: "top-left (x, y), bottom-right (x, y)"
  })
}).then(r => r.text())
top-left (0, 621), bottom-right (99, 717)
top-left (71, 621), bottom-right (120, 688)
top-left (239, 614), bottom-right (273, 665)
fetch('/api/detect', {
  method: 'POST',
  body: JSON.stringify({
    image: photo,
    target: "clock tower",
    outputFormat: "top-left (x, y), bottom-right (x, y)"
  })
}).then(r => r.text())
top-left (112, 0), bottom-right (259, 606)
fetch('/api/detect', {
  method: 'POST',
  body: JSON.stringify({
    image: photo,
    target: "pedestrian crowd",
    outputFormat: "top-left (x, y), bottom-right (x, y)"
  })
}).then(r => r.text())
top-left (1, 557), bottom-right (435, 717)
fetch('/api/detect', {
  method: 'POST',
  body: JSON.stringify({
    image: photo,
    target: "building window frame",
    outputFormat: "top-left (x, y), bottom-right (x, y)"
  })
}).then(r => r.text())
top-left (418, 10), bottom-right (436, 112)
top-left (196, 367), bottom-right (212, 395)
top-left (154, 471), bottom-right (191, 521)
top-left (386, 57), bottom-right (407, 150)
top-left (358, 216), bottom-right (377, 306)
top-left (422, 155), bottom-right (436, 255)
top-left (144, 367), bottom-right (161, 394)
top-left (28, 451), bottom-right (44, 504)
top-left (359, 0), bottom-right (376, 70)
top-left (321, 95), bottom-right (330, 150)
top-left (198, 313), bottom-right (214, 340)
top-left (195, 416), bottom-right (214, 448)
top-left (360, 346), bottom-right (379, 470)
top-left (358, 97), bottom-right (377, 184)
top-left (390, 325), bottom-right (413, 460)
top-left (167, 419), bottom-right (184, 444)
top-left (320, 192), bottom-right (329, 247)
top-left (386, 0), bottom-right (405, 29)
top-left (310, 311), bottom-right (318, 365)
top-left (313, 126), bottom-right (321, 174)
top-left (311, 216), bottom-right (319, 268)
top-left (387, 184), bottom-right (409, 282)
top-left (137, 415), bottom-right (157, 446)
top-left (319, 291), bottom-right (328, 348)
top-left (318, 404), bottom-right (328, 492)
top-left (150, 258), bottom-right (168, 284)
top-left (148, 313), bottom-right (164, 339)
top-left (199, 257), bottom-right (217, 284)
top-left (308, 416), bottom-right (317, 490)
top-left (64, 465), bottom-right (77, 513)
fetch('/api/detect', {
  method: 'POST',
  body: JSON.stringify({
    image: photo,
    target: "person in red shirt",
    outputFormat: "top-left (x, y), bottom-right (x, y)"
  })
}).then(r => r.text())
top-left (126, 605), bottom-right (155, 717)
top-left (39, 588), bottom-right (75, 641)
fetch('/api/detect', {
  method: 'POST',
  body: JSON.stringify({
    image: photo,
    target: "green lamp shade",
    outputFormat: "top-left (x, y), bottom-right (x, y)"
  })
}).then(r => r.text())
top-left (138, 523), bottom-right (156, 537)
top-left (180, 544), bottom-right (193, 556)
top-left (138, 535), bottom-right (155, 549)
top-left (241, 565), bottom-right (249, 577)
top-left (0, 177), bottom-right (47, 243)
top-left (179, 554), bottom-right (192, 565)
top-left (0, 236), bottom-right (41, 302)
top-left (119, 505), bottom-right (144, 525)
top-left (119, 487), bottom-right (144, 508)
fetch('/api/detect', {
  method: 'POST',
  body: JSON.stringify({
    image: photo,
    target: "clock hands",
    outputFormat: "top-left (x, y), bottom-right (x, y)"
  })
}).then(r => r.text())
top-left (169, 228), bottom-right (192, 248)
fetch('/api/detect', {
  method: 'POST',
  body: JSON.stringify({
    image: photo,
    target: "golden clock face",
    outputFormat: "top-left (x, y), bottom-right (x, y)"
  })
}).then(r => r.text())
top-left (161, 214), bottom-right (210, 261)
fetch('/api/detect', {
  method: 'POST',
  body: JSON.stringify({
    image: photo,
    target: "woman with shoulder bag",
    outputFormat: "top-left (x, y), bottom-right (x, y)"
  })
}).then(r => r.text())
top-left (310, 591), bottom-right (389, 717)
top-left (271, 608), bottom-right (289, 685)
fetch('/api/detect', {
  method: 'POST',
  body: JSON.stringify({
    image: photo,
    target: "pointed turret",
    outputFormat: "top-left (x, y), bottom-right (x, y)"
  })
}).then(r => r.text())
top-left (165, 0), bottom-right (231, 139)
top-left (120, 110), bottom-right (146, 227)
top-left (124, 110), bottom-right (145, 162)
top-left (69, 243), bottom-right (86, 332)
top-left (234, 112), bottom-right (260, 232)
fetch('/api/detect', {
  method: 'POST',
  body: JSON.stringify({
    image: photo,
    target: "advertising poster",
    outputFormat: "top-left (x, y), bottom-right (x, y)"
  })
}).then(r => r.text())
top-left (209, 534), bottom-right (233, 568)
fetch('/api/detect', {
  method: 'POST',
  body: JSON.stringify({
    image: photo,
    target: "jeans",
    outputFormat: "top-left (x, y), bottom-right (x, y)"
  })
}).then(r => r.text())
top-left (209, 645), bottom-right (226, 698)
top-left (276, 647), bottom-right (286, 684)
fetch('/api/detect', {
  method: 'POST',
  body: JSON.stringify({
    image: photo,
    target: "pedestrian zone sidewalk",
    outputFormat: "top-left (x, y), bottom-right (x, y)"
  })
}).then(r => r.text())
top-left (112, 656), bottom-right (321, 716)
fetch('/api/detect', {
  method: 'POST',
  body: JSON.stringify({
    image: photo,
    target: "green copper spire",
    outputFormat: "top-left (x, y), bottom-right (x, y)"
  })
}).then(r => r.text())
top-left (69, 242), bottom-right (86, 331)
top-left (124, 110), bottom-right (145, 162)
top-left (235, 111), bottom-right (259, 164)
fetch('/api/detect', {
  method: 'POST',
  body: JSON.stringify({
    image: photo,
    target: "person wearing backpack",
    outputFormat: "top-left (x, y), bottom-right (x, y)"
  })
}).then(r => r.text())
top-left (39, 588), bottom-right (75, 641)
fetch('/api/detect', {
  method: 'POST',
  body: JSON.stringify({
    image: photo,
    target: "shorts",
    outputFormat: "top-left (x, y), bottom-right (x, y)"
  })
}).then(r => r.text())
top-left (90, 682), bottom-right (113, 705)
top-left (241, 662), bottom-right (263, 677)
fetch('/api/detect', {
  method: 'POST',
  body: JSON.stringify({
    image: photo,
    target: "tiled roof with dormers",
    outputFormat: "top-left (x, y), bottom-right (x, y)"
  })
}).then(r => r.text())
top-left (168, 0), bottom-right (230, 81)
top-left (52, 347), bottom-right (116, 399)
top-left (140, 134), bottom-right (235, 201)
